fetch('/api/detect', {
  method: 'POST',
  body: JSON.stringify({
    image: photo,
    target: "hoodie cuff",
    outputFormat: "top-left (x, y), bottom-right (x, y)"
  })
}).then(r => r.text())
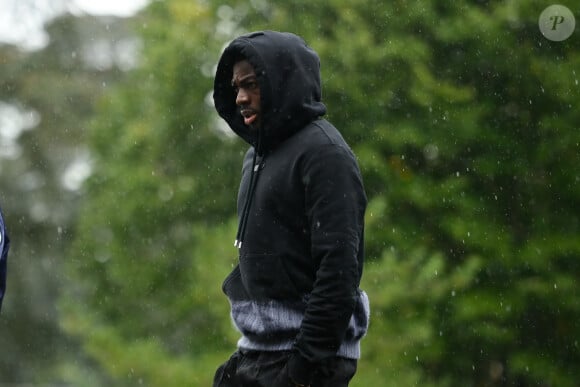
top-left (287, 352), bottom-right (315, 386)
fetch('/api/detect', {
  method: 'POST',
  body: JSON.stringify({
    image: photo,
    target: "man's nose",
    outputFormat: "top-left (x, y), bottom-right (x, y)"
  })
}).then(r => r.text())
top-left (236, 88), bottom-right (249, 105)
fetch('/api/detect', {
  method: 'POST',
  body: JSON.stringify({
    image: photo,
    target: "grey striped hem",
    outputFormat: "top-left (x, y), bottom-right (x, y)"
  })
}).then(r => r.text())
top-left (237, 335), bottom-right (362, 359)
top-left (229, 291), bottom-right (370, 359)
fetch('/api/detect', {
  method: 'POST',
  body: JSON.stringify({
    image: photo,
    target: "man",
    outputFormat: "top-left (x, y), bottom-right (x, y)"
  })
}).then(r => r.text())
top-left (0, 205), bottom-right (9, 313)
top-left (212, 31), bottom-right (369, 387)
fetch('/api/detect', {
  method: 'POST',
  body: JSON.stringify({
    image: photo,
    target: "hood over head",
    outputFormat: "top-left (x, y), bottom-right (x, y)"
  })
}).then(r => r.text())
top-left (213, 31), bottom-right (326, 152)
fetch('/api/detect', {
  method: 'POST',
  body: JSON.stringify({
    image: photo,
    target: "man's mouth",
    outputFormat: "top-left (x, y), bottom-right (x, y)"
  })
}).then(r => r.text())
top-left (240, 108), bottom-right (258, 126)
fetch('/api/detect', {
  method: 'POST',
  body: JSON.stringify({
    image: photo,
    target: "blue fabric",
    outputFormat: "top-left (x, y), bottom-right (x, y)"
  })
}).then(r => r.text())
top-left (0, 205), bottom-right (9, 313)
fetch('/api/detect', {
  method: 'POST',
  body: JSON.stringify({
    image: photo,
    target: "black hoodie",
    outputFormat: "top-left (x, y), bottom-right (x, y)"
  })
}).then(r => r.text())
top-left (214, 31), bottom-right (369, 385)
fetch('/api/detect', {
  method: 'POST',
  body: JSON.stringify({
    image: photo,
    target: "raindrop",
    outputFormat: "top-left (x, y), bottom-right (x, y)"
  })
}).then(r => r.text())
top-left (95, 252), bottom-right (111, 263)
top-left (158, 185), bottom-right (174, 202)
top-left (423, 144), bottom-right (439, 161)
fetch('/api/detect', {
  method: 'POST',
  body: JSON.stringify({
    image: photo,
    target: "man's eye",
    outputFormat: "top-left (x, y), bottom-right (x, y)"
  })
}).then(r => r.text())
top-left (232, 80), bottom-right (258, 94)
top-left (240, 80), bottom-right (258, 90)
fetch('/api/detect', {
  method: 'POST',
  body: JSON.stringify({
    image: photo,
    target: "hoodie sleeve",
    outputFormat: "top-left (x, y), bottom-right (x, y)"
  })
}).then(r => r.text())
top-left (288, 142), bottom-right (366, 384)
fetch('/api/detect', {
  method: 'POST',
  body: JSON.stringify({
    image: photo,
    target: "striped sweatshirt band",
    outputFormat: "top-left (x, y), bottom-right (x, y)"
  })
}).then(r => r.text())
top-left (229, 291), bottom-right (370, 359)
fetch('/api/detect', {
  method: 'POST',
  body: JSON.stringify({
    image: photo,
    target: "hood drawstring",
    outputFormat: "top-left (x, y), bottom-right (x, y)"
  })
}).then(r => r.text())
top-left (234, 127), bottom-right (264, 248)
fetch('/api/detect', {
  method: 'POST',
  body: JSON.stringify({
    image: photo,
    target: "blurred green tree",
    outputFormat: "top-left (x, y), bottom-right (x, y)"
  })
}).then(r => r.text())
top-left (61, 1), bottom-right (244, 385)
top-left (0, 12), bottom-right (136, 382)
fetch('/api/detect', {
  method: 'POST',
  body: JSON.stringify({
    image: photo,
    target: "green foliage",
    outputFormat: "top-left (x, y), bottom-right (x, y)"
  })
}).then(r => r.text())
top-left (62, 220), bottom-right (239, 385)
top-left (62, 0), bottom-right (579, 386)
top-left (60, 1), bottom-right (244, 384)
top-left (0, 13), bottom-right (134, 382)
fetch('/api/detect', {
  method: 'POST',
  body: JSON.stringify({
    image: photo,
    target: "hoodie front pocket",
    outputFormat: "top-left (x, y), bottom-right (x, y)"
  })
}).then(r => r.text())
top-left (239, 254), bottom-right (300, 301)
top-left (222, 265), bottom-right (251, 301)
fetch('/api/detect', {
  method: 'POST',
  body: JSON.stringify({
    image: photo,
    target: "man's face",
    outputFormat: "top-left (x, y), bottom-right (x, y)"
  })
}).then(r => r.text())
top-left (232, 60), bottom-right (261, 128)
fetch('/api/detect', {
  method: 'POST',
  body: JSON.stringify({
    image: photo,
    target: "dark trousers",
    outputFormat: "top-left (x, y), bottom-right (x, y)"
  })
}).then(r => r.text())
top-left (213, 350), bottom-right (357, 387)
